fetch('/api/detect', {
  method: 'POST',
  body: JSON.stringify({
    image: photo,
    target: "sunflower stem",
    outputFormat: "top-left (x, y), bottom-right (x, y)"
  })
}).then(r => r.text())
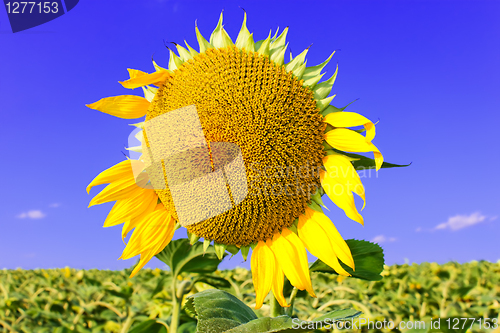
top-left (270, 294), bottom-right (283, 317)
top-left (286, 287), bottom-right (299, 317)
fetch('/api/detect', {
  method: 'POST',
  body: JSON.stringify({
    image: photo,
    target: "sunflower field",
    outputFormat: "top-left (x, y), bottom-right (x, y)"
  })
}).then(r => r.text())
top-left (1, 246), bottom-right (498, 333)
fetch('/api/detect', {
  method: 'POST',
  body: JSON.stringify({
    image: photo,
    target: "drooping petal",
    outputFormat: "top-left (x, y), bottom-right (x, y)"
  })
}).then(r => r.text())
top-left (270, 230), bottom-right (316, 297)
top-left (87, 160), bottom-right (144, 194)
top-left (121, 201), bottom-right (162, 242)
top-left (86, 95), bottom-right (149, 119)
top-left (298, 208), bottom-right (354, 274)
top-left (271, 257), bottom-right (289, 308)
top-left (120, 207), bottom-right (174, 260)
top-left (121, 207), bottom-right (175, 277)
top-left (324, 111), bottom-right (376, 142)
top-left (119, 70), bottom-right (171, 89)
top-left (103, 189), bottom-right (157, 228)
top-left (251, 241), bottom-right (275, 309)
top-left (325, 128), bottom-right (383, 170)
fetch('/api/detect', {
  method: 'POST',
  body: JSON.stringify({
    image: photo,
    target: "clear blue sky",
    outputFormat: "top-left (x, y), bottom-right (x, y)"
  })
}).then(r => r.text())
top-left (1, 0), bottom-right (499, 271)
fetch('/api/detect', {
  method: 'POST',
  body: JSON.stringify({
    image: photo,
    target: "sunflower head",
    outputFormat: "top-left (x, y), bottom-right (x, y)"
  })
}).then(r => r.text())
top-left (87, 11), bottom-right (385, 308)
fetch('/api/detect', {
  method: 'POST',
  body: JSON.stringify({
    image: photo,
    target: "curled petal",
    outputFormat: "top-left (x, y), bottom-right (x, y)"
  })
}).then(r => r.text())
top-left (119, 70), bottom-right (171, 89)
top-left (324, 111), bottom-right (376, 141)
top-left (271, 257), bottom-right (289, 308)
top-left (325, 128), bottom-right (383, 170)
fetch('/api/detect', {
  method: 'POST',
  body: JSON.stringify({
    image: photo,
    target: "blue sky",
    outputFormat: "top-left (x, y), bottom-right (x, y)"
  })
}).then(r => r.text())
top-left (1, 0), bottom-right (499, 272)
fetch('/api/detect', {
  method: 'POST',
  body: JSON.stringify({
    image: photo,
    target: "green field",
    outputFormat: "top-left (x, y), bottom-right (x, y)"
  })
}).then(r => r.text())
top-left (1, 261), bottom-right (499, 332)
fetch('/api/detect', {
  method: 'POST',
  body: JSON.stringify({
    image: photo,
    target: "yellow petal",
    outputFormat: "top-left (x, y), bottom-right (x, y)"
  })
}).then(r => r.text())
top-left (299, 207), bottom-right (354, 270)
top-left (86, 95), bottom-right (149, 119)
top-left (324, 112), bottom-right (376, 141)
top-left (87, 160), bottom-right (144, 194)
top-left (119, 70), bottom-right (171, 89)
top-left (121, 201), bottom-right (161, 242)
top-left (127, 68), bottom-right (147, 79)
top-left (325, 128), bottom-right (384, 170)
top-left (88, 173), bottom-right (148, 207)
top-left (126, 210), bottom-right (176, 278)
top-left (103, 189), bottom-right (157, 228)
top-left (271, 257), bottom-right (289, 308)
top-left (251, 241), bottom-right (275, 309)
top-left (321, 154), bottom-right (366, 224)
top-left (120, 208), bottom-right (174, 260)
top-left (270, 230), bottom-right (316, 297)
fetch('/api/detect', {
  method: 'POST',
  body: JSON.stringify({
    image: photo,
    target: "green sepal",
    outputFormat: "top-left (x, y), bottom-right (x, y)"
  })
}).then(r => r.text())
top-left (210, 11), bottom-right (233, 49)
top-left (313, 64), bottom-right (338, 100)
top-left (326, 149), bottom-right (411, 170)
top-left (321, 98), bottom-right (359, 117)
top-left (269, 43), bottom-right (287, 66)
top-left (195, 22), bottom-right (213, 53)
top-left (214, 243), bottom-right (227, 260)
top-left (292, 61), bottom-right (307, 80)
top-left (152, 60), bottom-right (167, 72)
top-left (249, 242), bottom-right (257, 250)
top-left (141, 86), bottom-right (156, 102)
top-left (184, 40), bottom-right (199, 57)
top-left (256, 31), bottom-right (271, 57)
top-left (320, 104), bottom-right (342, 117)
top-left (285, 47), bottom-right (309, 73)
top-left (288, 223), bottom-right (298, 235)
top-left (316, 95), bottom-right (336, 111)
top-left (302, 72), bottom-right (324, 88)
top-left (308, 200), bottom-right (324, 213)
top-left (270, 27), bottom-right (288, 52)
top-left (225, 245), bottom-right (240, 256)
top-left (240, 246), bottom-right (250, 261)
top-left (203, 238), bottom-right (211, 253)
top-left (189, 233), bottom-right (200, 245)
top-left (235, 11), bottom-right (254, 51)
top-left (175, 43), bottom-right (193, 62)
top-left (168, 49), bottom-right (183, 71)
top-left (303, 51), bottom-right (336, 78)
top-left (310, 189), bottom-right (325, 208)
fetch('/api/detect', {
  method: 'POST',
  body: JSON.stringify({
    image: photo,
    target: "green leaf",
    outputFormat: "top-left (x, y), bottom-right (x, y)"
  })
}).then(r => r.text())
top-left (155, 239), bottom-right (226, 279)
top-left (128, 319), bottom-right (168, 333)
top-left (186, 289), bottom-right (258, 333)
top-left (194, 275), bottom-right (231, 289)
top-left (187, 290), bottom-right (361, 333)
top-left (310, 239), bottom-right (385, 281)
top-left (178, 321), bottom-right (197, 333)
top-left (225, 309), bottom-right (361, 333)
top-left (325, 149), bottom-right (410, 170)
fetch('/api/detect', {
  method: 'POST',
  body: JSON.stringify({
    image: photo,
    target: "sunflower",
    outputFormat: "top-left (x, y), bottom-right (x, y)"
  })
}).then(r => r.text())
top-left (87, 12), bottom-right (383, 309)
